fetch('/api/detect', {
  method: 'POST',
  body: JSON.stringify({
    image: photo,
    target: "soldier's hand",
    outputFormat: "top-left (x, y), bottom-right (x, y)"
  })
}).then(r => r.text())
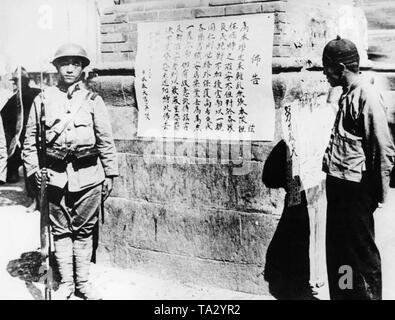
top-left (102, 177), bottom-right (113, 201)
top-left (34, 171), bottom-right (42, 189)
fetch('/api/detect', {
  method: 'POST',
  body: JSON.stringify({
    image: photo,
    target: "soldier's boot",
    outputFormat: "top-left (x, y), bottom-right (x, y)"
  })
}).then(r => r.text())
top-left (52, 236), bottom-right (74, 300)
top-left (74, 236), bottom-right (102, 300)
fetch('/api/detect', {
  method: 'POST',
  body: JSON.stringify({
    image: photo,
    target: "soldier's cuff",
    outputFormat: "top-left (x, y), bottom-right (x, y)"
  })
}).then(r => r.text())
top-left (26, 167), bottom-right (39, 178)
top-left (104, 170), bottom-right (119, 178)
top-left (105, 173), bottom-right (119, 178)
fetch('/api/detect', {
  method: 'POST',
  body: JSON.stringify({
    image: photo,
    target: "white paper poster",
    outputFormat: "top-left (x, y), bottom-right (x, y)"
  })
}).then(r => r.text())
top-left (282, 93), bottom-right (336, 193)
top-left (135, 14), bottom-right (275, 141)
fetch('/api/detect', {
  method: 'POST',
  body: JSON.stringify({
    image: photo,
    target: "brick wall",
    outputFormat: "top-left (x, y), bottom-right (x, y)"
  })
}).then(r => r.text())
top-left (93, 0), bottom-right (365, 295)
top-left (99, 0), bottom-right (362, 66)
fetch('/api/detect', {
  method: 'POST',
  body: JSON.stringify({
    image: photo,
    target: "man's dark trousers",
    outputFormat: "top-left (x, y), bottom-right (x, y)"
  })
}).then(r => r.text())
top-left (326, 175), bottom-right (381, 300)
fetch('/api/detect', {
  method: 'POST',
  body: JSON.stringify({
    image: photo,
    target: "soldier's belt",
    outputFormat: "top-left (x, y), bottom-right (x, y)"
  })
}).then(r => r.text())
top-left (46, 147), bottom-right (100, 165)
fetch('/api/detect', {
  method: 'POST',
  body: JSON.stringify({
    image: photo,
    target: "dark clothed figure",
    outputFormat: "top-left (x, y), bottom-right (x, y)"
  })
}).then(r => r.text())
top-left (1, 83), bottom-right (40, 185)
top-left (263, 140), bottom-right (314, 300)
top-left (322, 37), bottom-right (395, 300)
top-left (326, 175), bottom-right (381, 299)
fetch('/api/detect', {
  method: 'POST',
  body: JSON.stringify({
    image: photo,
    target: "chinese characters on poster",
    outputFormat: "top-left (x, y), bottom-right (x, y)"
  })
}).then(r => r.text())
top-left (135, 14), bottom-right (275, 141)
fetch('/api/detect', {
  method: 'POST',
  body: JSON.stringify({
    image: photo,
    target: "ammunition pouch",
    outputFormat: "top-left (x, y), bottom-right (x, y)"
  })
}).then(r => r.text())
top-left (47, 148), bottom-right (68, 162)
top-left (74, 147), bottom-right (100, 162)
top-left (46, 147), bottom-right (100, 169)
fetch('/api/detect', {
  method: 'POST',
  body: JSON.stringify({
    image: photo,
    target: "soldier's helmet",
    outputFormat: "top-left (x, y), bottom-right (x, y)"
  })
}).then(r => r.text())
top-left (52, 43), bottom-right (90, 68)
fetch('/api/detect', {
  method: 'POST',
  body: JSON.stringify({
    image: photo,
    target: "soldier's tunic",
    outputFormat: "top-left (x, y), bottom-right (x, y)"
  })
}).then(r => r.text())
top-left (22, 81), bottom-right (118, 238)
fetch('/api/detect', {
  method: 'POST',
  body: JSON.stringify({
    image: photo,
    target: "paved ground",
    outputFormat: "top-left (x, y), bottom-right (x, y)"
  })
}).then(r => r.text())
top-left (374, 188), bottom-right (395, 300)
top-left (0, 179), bottom-right (270, 300)
top-left (2, 177), bottom-right (395, 300)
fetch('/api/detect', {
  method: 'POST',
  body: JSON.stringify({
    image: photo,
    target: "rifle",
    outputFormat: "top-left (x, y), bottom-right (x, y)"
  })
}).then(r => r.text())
top-left (38, 74), bottom-right (52, 300)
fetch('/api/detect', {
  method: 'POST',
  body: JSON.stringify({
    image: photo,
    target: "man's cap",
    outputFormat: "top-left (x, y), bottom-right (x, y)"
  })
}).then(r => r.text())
top-left (323, 36), bottom-right (360, 66)
top-left (11, 67), bottom-right (29, 81)
top-left (52, 43), bottom-right (90, 68)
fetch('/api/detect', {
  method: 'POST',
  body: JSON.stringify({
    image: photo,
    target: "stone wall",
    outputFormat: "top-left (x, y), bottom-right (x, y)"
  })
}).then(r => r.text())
top-left (93, 0), bottom-right (366, 295)
top-left (357, 0), bottom-right (395, 63)
top-left (356, 0), bottom-right (395, 130)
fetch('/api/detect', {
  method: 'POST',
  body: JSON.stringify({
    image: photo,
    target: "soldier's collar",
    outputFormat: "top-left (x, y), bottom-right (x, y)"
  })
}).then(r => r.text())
top-left (58, 81), bottom-right (83, 98)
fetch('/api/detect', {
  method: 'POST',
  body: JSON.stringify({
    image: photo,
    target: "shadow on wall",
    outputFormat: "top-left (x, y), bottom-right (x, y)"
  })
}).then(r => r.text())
top-left (262, 140), bottom-right (317, 300)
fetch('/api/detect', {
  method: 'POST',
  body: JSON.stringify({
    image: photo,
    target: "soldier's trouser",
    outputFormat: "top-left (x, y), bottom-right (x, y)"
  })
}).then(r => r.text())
top-left (326, 175), bottom-right (381, 300)
top-left (48, 184), bottom-right (102, 290)
top-left (48, 184), bottom-right (102, 238)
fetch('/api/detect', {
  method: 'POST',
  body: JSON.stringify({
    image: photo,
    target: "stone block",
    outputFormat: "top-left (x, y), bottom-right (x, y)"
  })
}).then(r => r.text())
top-left (96, 245), bottom-right (270, 295)
top-left (244, 0), bottom-right (284, 3)
top-left (114, 138), bottom-right (275, 163)
top-left (128, 10), bottom-right (159, 22)
top-left (224, 3), bottom-right (263, 15)
top-left (115, 42), bottom-right (135, 52)
top-left (102, 13), bottom-right (128, 24)
top-left (368, 30), bottom-right (395, 62)
top-left (273, 72), bottom-right (330, 103)
top-left (121, 0), bottom-right (159, 2)
top-left (272, 45), bottom-right (292, 58)
top-left (101, 33), bottom-right (127, 44)
top-left (90, 75), bottom-right (136, 107)
top-left (101, 44), bottom-right (115, 53)
top-left (100, 24), bottom-right (116, 34)
top-left (108, 107), bottom-right (138, 140)
top-left (112, 2), bottom-right (146, 13)
top-left (111, 153), bottom-right (285, 214)
top-left (100, 197), bottom-right (279, 264)
top-left (175, 0), bottom-right (210, 9)
top-left (209, 0), bottom-right (244, 5)
top-left (143, 0), bottom-right (176, 11)
top-left (363, 3), bottom-right (395, 30)
top-left (101, 52), bottom-right (131, 63)
top-left (261, 1), bottom-right (286, 13)
top-left (158, 8), bottom-right (196, 20)
top-left (192, 6), bottom-right (226, 18)
top-left (114, 22), bottom-right (138, 33)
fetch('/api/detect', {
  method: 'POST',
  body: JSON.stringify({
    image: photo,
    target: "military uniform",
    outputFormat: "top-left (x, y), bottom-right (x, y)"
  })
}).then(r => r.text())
top-left (23, 78), bottom-right (118, 299)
